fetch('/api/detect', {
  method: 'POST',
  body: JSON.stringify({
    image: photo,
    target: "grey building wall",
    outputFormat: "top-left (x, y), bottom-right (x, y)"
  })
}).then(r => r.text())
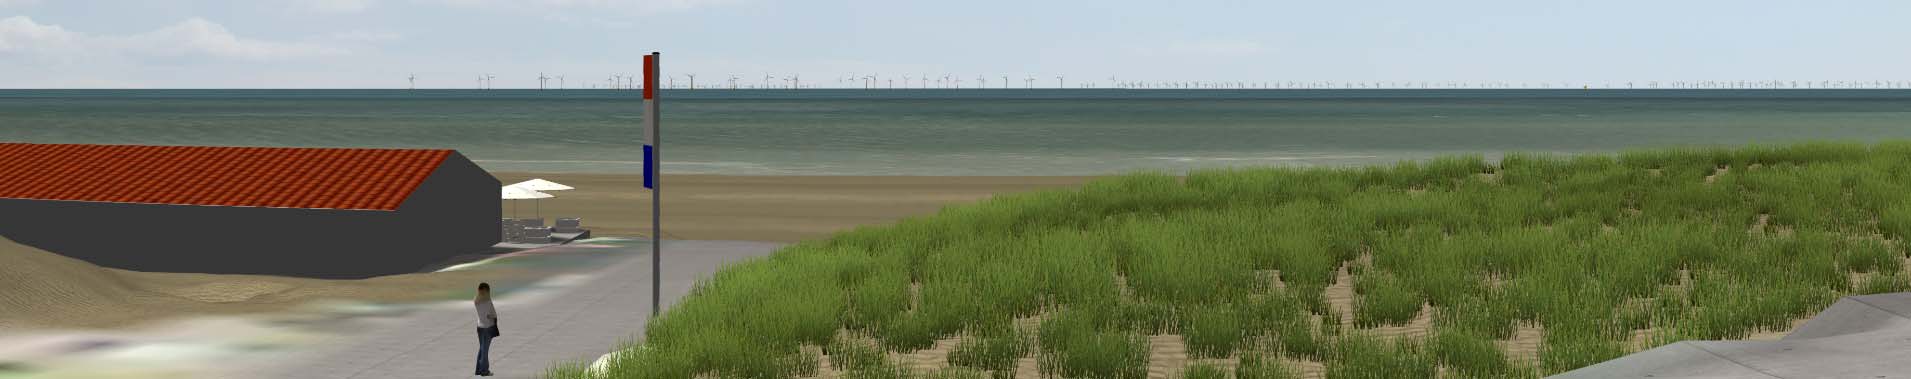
top-left (394, 151), bottom-right (501, 259)
top-left (0, 153), bottom-right (501, 279)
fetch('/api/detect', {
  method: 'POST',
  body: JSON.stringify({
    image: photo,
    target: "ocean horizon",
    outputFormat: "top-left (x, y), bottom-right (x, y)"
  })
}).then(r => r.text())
top-left (5, 89), bottom-right (1911, 176)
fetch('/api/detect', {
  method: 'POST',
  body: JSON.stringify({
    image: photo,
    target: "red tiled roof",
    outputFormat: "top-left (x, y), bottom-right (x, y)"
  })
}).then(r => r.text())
top-left (0, 143), bottom-right (453, 211)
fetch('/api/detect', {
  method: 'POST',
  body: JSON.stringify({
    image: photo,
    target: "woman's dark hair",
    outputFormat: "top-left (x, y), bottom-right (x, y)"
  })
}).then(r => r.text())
top-left (478, 282), bottom-right (490, 291)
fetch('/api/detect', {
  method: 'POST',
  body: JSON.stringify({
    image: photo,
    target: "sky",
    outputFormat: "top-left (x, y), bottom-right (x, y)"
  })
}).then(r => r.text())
top-left (1, 0), bottom-right (1908, 89)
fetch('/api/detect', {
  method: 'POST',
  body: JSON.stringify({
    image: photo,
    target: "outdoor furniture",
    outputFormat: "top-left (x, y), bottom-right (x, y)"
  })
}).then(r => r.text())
top-left (501, 219), bottom-right (522, 240)
top-left (512, 225), bottom-right (552, 243)
top-left (555, 218), bottom-right (583, 233)
top-left (522, 225), bottom-right (552, 237)
top-left (501, 218), bottom-right (547, 241)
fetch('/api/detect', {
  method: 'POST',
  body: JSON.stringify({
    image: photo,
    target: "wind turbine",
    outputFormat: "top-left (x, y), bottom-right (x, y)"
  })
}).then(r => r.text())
top-left (557, 75), bottom-right (565, 90)
top-left (1056, 75), bottom-right (1065, 89)
top-left (408, 74), bottom-right (416, 90)
top-left (902, 75), bottom-right (912, 89)
top-left (763, 73), bottom-right (774, 89)
top-left (686, 73), bottom-right (697, 90)
top-left (921, 73), bottom-right (929, 89)
top-left (486, 74), bottom-right (495, 90)
top-left (1025, 75), bottom-right (1035, 89)
top-left (1002, 76), bottom-right (1009, 89)
top-left (729, 75), bottom-right (740, 90)
top-left (538, 72), bottom-right (550, 90)
top-left (477, 75), bottom-right (484, 90)
top-left (977, 75), bottom-right (987, 89)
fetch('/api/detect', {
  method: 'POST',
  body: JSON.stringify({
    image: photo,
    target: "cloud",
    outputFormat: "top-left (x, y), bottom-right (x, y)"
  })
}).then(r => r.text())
top-left (0, 0), bottom-right (40, 7)
top-left (430, 0), bottom-right (739, 15)
top-left (1131, 40), bottom-right (1268, 57)
top-left (0, 16), bottom-right (81, 55)
top-left (329, 30), bottom-right (402, 43)
top-left (0, 16), bottom-right (346, 61)
top-left (296, 0), bottom-right (376, 13)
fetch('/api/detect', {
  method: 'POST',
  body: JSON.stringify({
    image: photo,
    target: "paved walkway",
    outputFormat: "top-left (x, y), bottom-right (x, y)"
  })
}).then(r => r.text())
top-left (1552, 292), bottom-right (1911, 378)
top-left (230, 240), bottom-right (786, 379)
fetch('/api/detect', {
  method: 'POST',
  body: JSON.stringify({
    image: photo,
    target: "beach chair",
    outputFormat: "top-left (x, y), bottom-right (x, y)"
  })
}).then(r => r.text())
top-left (555, 218), bottom-right (583, 233)
top-left (516, 225), bottom-right (553, 243)
top-left (501, 218), bottom-right (524, 240)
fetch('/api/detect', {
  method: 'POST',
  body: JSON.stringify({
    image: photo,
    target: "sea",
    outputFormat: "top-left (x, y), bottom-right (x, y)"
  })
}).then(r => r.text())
top-left (3, 89), bottom-right (1910, 176)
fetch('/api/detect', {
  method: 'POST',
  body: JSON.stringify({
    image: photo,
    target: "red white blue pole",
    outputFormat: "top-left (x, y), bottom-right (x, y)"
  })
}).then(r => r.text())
top-left (644, 52), bottom-right (661, 317)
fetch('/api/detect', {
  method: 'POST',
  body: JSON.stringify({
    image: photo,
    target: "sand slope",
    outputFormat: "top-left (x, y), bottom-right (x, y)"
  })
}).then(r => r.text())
top-left (0, 236), bottom-right (505, 333)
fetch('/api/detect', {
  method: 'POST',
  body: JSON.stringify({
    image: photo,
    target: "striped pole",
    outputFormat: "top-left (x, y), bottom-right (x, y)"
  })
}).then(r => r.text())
top-left (644, 52), bottom-right (662, 317)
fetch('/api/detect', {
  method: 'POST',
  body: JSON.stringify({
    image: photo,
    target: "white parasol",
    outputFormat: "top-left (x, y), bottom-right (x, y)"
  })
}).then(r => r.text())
top-left (501, 186), bottom-right (552, 218)
top-left (507, 178), bottom-right (574, 219)
top-left (507, 178), bottom-right (575, 192)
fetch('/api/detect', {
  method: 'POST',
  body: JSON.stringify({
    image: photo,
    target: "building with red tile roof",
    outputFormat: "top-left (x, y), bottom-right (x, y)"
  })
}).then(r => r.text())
top-left (0, 143), bottom-right (500, 278)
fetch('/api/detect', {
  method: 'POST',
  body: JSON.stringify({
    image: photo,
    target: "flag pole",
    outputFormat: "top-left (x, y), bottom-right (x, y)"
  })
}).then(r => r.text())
top-left (645, 52), bottom-right (662, 317)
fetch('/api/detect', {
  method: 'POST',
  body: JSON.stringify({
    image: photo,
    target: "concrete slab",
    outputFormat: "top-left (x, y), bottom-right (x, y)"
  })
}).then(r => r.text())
top-left (1692, 327), bottom-right (1911, 378)
top-left (1784, 293), bottom-right (1911, 340)
top-left (1549, 342), bottom-right (1779, 379)
top-left (1554, 292), bottom-right (1911, 378)
top-left (223, 239), bottom-right (786, 379)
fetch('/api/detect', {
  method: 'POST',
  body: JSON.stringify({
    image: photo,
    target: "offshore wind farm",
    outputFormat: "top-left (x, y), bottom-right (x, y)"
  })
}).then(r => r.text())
top-left (409, 72), bottom-right (1911, 90)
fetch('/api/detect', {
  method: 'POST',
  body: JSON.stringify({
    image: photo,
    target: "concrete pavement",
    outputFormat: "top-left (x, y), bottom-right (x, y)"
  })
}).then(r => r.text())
top-left (1552, 292), bottom-right (1911, 378)
top-left (227, 239), bottom-right (787, 379)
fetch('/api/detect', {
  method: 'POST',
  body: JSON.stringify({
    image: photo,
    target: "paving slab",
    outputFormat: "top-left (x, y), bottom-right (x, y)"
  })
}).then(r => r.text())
top-left (1553, 292), bottom-right (1911, 379)
top-left (1549, 341), bottom-right (1779, 379)
top-left (223, 239), bottom-right (786, 379)
top-left (1784, 294), bottom-right (1911, 340)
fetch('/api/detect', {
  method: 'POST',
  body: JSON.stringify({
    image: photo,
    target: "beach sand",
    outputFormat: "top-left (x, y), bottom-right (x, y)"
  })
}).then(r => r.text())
top-left (491, 173), bottom-right (1101, 242)
top-left (0, 173), bottom-right (1101, 333)
top-left (0, 235), bottom-right (518, 333)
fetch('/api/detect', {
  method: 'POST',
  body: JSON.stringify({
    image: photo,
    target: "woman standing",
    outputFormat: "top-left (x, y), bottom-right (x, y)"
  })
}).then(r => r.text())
top-left (474, 282), bottom-right (499, 376)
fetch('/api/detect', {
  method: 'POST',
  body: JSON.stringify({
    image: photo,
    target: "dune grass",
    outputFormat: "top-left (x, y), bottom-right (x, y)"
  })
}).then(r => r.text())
top-left (548, 141), bottom-right (1911, 378)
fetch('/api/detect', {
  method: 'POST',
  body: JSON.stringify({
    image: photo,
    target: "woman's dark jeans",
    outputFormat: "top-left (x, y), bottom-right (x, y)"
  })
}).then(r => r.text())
top-left (476, 327), bottom-right (494, 374)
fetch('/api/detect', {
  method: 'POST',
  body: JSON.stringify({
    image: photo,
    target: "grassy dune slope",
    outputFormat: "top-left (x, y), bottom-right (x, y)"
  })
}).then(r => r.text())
top-left (550, 141), bottom-right (1911, 379)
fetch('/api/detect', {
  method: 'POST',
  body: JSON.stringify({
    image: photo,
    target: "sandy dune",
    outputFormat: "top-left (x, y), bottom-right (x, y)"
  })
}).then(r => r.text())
top-left (0, 236), bottom-right (513, 333)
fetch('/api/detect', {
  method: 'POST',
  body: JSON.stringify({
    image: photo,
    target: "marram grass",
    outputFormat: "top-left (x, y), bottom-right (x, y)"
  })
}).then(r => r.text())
top-left (547, 141), bottom-right (1911, 378)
